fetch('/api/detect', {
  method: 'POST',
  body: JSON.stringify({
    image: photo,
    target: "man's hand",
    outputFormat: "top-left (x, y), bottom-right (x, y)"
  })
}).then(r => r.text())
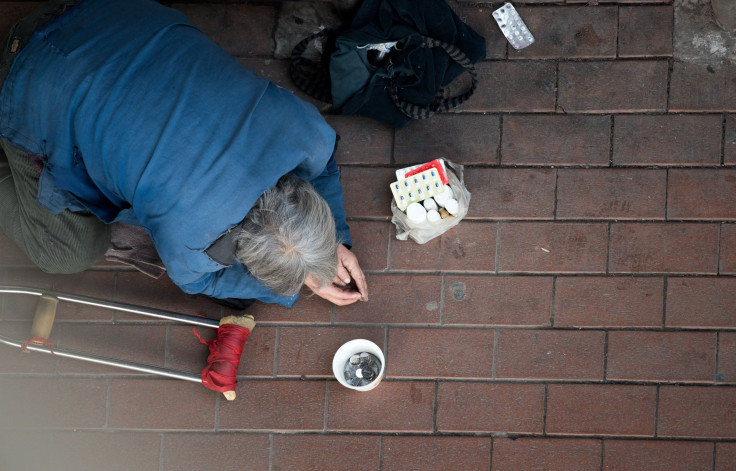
top-left (305, 245), bottom-right (368, 306)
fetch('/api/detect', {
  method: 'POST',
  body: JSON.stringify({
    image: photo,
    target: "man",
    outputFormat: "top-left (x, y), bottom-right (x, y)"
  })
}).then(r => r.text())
top-left (0, 0), bottom-right (368, 308)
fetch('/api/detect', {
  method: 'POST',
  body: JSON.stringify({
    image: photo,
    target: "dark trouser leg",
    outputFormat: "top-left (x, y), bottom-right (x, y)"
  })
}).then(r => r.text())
top-left (0, 139), bottom-right (110, 274)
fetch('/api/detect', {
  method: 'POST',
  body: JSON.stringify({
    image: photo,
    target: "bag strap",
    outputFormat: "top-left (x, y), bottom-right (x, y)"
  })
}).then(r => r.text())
top-left (389, 36), bottom-right (478, 120)
top-left (290, 29), bottom-right (335, 103)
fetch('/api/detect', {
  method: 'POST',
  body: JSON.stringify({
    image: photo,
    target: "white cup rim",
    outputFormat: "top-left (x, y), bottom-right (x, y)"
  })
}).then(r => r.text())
top-left (332, 339), bottom-right (385, 391)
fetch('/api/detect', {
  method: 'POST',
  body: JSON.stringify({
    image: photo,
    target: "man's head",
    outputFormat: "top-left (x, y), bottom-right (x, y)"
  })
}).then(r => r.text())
top-left (234, 174), bottom-right (339, 296)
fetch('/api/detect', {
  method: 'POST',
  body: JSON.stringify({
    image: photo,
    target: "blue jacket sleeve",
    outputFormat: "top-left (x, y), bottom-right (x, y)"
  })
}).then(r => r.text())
top-left (306, 154), bottom-right (352, 247)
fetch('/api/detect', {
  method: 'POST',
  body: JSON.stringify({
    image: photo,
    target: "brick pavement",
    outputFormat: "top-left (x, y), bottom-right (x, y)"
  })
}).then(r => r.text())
top-left (1, 1), bottom-right (735, 470)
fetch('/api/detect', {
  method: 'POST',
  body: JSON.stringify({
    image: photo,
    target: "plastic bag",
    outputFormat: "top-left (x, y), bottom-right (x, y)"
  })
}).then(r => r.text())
top-left (390, 160), bottom-right (471, 244)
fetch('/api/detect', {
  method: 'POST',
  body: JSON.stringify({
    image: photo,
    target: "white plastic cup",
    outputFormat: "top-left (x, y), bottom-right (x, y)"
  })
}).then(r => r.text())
top-left (332, 339), bottom-right (385, 391)
top-left (444, 198), bottom-right (459, 215)
top-left (423, 197), bottom-right (438, 211)
top-left (406, 202), bottom-right (427, 226)
top-left (427, 209), bottom-right (441, 223)
top-left (434, 185), bottom-right (454, 207)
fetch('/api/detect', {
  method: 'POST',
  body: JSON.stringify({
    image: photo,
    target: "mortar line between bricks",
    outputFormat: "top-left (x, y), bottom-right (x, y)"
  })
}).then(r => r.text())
top-left (721, 113), bottom-right (728, 166)
top-left (603, 331), bottom-right (609, 381)
top-left (654, 385), bottom-right (660, 438)
top-left (433, 380), bottom-right (439, 433)
top-left (492, 330), bottom-right (498, 379)
top-left (605, 222), bottom-right (611, 275)
top-left (717, 223), bottom-right (723, 275)
top-left (488, 437), bottom-right (495, 471)
top-left (662, 276), bottom-right (668, 329)
top-left (608, 115), bottom-right (615, 167)
top-left (715, 331), bottom-right (721, 383)
top-left (542, 383), bottom-right (548, 435)
top-left (552, 168), bottom-right (559, 219)
top-left (599, 439), bottom-right (605, 471)
top-left (549, 277), bottom-right (557, 327)
top-left (554, 61), bottom-right (560, 113)
top-left (666, 57), bottom-right (673, 113)
top-left (614, 5), bottom-right (620, 59)
top-left (664, 168), bottom-right (670, 221)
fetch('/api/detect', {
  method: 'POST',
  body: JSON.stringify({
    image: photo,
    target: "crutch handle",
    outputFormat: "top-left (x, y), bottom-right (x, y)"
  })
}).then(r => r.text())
top-left (28, 295), bottom-right (58, 343)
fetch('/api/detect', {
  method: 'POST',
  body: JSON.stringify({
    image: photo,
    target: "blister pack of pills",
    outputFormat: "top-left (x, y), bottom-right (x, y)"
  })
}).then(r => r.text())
top-left (390, 168), bottom-right (445, 211)
top-left (492, 2), bottom-right (535, 50)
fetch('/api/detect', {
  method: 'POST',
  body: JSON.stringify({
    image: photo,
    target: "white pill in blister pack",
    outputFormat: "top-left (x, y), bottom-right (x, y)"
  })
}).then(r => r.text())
top-left (390, 168), bottom-right (445, 211)
top-left (492, 2), bottom-right (535, 50)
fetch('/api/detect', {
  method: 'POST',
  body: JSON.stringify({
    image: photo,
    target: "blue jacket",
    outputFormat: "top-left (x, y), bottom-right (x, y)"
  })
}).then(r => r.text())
top-left (0, 0), bottom-right (350, 306)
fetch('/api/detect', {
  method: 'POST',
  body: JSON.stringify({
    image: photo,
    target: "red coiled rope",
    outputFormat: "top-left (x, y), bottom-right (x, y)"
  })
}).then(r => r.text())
top-left (194, 323), bottom-right (250, 394)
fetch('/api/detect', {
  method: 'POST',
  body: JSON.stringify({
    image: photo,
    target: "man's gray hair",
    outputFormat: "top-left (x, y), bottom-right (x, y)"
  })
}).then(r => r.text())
top-left (234, 174), bottom-right (339, 296)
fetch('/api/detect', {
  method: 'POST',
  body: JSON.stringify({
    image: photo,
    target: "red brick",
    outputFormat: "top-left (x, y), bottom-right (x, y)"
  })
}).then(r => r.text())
top-left (670, 61), bottom-right (736, 112)
top-left (658, 386), bottom-right (736, 438)
top-left (0, 378), bottom-right (107, 429)
top-left (387, 328), bottom-right (493, 379)
top-left (461, 61), bottom-right (557, 113)
top-left (230, 325), bottom-right (277, 377)
top-left (326, 115), bottom-right (393, 165)
top-left (546, 384), bottom-right (656, 436)
top-left (334, 275), bottom-right (442, 324)
top-left (173, 4), bottom-right (277, 57)
top-left (603, 440), bottom-right (713, 471)
top-left (390, 222), bottom-right (496, 271)
top-left (340, 167), bottom-right (396, 218)
top-left (498, 222), bottom-right (608, 273)
top-left (394, 115), bottom-right (501, 165)
top-left (720, 224), bottom-right (736, 273)
top-left (51, 431), bottom-right (162, 471)
top-left (164, 433), bottom-right (271, 471)
top-left (608, 223), bottom-right (719, 274)
top-left (0, 321), bottom-right (58, 374)
top-left (618, 6), bottom-right (674, 57)
top-left (465, 168), bottom-right (556, 219)
top-left (496, 330), bottom-right (605, 380)
top-left (613, 114), bottom-right (723, 166)
top-left (443, 275), bottom-right (553, 326)
top-left (554, 276), bottom-right (664, 327)
top-left (726, 114), bottom-right (736, 165)
top-left (557, 169), bottom-right (666, 219)
top-left (247, 289), bottom-right (332, 324)
top-left (272, 435), bottom-right (380, 471)
top-left (109, 379), bottom-right (216, 429)
top-left (277, 326), bottom-right (384, 376)
top-left (114, 272), bottom-right (221, 320)
top-left (219, 379), bottom-right (326, 431)
top-left (668, 169), bottom-right (736, 219)
top-left (607, 331), bottom-right (717, 382)
top-left (492, 438), bottom-right (601, 471)
top-left (2, 268), bottom-right (116, 322)
top-left (436, 382), bottom-right (545, 433)
top-left (347, 220), bottom-right (390, 271)
top-left (665, 277), bottom-right (736, 329)
top-left (558, 60), bottom-right (668, 112)
top-left (57, 323), bottom-right (167, 375)
top-left (510, 6), bottom-right (618, 59)
top-left (382, 436), bottom-right (491, 471)
top-left (455, 5), bottom-right (508, 60)
top-left (327, 381), bottom-right (434, 432)
top-left (718, 332), bottom-right (736, 384)
top-left (501, 114), bottom-right (611, 166)
top-left (167, 324), bottom-right (220, 374)
top-left (716, 442), bottom-right (736, 471)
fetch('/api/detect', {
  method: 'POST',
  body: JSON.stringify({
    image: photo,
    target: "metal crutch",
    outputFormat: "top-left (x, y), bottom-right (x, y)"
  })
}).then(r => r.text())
top-left (0, 285), bottom-right (220, 385)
